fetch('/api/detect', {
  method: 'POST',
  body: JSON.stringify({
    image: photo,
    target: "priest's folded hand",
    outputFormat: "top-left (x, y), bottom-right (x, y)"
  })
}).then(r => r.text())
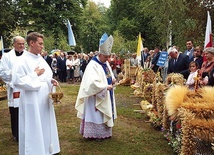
top-left (34, 66), bottom-right (45, 76)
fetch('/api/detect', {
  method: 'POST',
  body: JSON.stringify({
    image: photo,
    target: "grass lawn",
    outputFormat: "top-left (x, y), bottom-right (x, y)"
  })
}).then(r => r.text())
top-left (0, 83), bottom-right (174, 155)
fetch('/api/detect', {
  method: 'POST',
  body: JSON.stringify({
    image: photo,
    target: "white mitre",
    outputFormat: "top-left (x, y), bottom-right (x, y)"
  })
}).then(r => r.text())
top-left (99, 33), bottom-right (114, 56)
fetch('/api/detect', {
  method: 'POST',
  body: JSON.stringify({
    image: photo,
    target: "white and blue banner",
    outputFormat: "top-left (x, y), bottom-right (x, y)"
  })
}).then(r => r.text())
top-left (67, 19), bottom-right (76, 46)
top-left (157, 51), bottom-right (168, 67)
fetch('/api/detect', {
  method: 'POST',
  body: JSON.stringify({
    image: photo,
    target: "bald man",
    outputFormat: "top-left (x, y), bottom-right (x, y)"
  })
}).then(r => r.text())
top-left (0, 36), bottom-right (26, 142)
top-left (167, 47), bottom-right (189, 74)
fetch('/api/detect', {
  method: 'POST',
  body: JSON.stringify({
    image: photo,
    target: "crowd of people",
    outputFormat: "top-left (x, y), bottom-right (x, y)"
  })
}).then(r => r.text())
top-left (40, 49), bottom-right (124, 85)
top-left (0, 30), bottom-right (214, 155)
top-left (46, 41), bottom-right (212, 86)
top-left (41, 39), bottom-right (214, 95)
top-left (128, 40), bottom-right (214, 88)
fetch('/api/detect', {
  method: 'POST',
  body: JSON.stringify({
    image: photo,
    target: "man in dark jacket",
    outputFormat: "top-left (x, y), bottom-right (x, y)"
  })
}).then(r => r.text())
top-left (167, 47), bottom-right (189, 74)
top-left (41, 51), bottom-right (52, 67)
top-left (184, 40), bottom-right (194, 61)
top-left (57, 51), bottom-right (67, 82)
top-left (189, 46), bottom-right (203, 69)
top-left (151, 47), bottom-right (161, 73)
top-left (141, 47), bottom-right (150, 68)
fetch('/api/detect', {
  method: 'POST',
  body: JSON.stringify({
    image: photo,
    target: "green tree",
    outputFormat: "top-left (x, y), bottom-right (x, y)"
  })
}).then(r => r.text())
top-left (108, 0), bottom-right (214, 51)
top-left (110, 30), bottom-right (137, 58)
top-left (183, 0), bottom-right (214, 48)
top-left (79, 1), bottom-right (110, 52)
top-left (108, 0), bottom-right (162, 50)
top-left (15, 0), bottom-right (86, 50)
top-left (140, 0), bottom-right (187, 49)
top-left (0, 0), bottom-right (19, 47)
top-left (2, 0), bottom-right (213, 53)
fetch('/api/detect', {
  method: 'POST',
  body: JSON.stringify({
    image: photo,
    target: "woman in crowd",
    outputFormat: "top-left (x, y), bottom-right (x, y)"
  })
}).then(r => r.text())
top-left (73, 54), bottom-right (80, 82)
top-left (199, 47), bottom-right (214, 85)
top-left (66, 55), bottom-right (74, 84)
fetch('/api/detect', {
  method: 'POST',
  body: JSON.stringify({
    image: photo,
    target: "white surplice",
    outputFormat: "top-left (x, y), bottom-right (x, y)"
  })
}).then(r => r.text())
top-left (12, 52), bottom-right (60, 155)
top-left (75, 57), bottom-right (117, 138)
top-left (0, 49), bottom-right (26, 107)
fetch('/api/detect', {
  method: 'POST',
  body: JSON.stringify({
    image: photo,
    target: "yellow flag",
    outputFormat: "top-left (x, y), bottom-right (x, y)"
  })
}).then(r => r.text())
top-left (136, 33), bottom-right (143, 60)
top-left (0, 38), bottom-right (2, 50)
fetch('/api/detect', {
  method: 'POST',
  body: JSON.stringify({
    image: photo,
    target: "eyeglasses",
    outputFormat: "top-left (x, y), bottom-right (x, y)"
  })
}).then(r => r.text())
top-left (190, 66), bottom-right (196, 68)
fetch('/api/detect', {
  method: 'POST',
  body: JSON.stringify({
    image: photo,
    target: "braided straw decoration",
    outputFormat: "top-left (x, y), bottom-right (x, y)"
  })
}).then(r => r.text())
top-left (163, 104), bottom-right (170, 131)
top-left (155, 82), bottom-right (167, 119)
top-left (143, 83), bottom-right (153, 103)
top-left (151, 80), bottom-right (156, 110)
top-left (177, 86), bottom-right (214, 154)
top-left (179, 108), bottom-right (214, 155)
top-left (179, 108), bottom-right (196, 155)
top-left (141, 69), bottom-right (156, 83)
top-left (166, 73), bottom-right (185, 86)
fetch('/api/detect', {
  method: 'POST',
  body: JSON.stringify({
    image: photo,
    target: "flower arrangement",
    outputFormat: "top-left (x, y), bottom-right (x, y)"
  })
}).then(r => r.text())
top-left (164, 128), bottom-right (181, 154)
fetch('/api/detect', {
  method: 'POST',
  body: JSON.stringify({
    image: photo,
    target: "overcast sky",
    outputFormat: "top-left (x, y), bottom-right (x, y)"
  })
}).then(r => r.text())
top-left (92, 0), bottom-right (111, 8)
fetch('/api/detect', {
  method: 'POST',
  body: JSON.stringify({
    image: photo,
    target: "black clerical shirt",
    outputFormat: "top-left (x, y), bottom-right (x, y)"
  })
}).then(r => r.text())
top-left (15, 51), bottom-right (23, 56)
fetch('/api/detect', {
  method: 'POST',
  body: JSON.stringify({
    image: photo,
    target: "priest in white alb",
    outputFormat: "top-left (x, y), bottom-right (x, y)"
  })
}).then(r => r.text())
top-left (12, 32), bottom-right (60, 155)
